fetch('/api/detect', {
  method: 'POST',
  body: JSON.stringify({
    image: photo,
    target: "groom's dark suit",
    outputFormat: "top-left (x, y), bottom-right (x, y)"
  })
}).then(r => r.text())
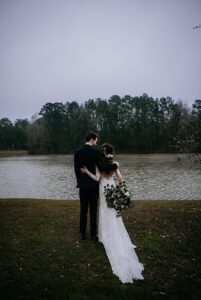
top-left (74, 144), bottom-right (117, 237)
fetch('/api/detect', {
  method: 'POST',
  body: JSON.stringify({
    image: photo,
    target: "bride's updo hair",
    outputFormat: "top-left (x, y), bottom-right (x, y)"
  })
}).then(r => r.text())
top-left (100, 143), bottom-right (114, 162)
top-left (100, 144), bottom-right (115, 177)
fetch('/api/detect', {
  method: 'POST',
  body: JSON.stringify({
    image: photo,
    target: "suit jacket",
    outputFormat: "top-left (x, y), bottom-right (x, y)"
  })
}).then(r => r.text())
top-left (74, 144), bottom-right (117, 189)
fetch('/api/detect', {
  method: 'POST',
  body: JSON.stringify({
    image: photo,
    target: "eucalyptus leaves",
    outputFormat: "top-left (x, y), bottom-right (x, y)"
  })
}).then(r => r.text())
top-left (104, 181), bottom-right (131, 217)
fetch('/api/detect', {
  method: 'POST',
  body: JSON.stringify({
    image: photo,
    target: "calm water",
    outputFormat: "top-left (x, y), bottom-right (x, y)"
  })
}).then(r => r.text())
top-left (0, 154), bottom-right (201, 200)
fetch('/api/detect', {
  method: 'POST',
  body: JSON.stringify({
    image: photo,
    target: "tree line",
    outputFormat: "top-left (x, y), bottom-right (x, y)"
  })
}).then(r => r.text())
top-left (0, 94), bottom-right (201, 155)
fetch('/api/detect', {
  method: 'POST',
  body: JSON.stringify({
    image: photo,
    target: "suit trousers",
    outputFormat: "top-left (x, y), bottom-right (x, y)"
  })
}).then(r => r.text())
top-left (79, 188), bottom-right (99, 236)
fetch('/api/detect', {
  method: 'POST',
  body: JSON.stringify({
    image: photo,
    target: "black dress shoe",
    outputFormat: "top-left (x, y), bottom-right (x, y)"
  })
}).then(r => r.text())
top-left (80, 234), bottom-right (87, 240)
top-left (91, 235), bottom-right (98, 242)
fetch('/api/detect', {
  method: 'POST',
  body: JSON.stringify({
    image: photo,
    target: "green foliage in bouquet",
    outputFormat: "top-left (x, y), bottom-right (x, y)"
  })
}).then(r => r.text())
top-left (104, 181), bottom-right (131, 217)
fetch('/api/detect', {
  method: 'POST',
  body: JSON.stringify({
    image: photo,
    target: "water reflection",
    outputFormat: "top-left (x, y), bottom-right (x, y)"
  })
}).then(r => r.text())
top-left (0, 154), bottom-right (200, 200)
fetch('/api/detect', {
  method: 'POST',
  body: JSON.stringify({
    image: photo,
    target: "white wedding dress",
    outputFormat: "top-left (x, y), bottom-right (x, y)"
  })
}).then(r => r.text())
top-left (88, 167), bottom-right (144, 284)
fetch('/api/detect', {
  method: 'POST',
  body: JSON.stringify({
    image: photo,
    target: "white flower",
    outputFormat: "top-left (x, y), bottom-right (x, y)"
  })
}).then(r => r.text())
top-left (105, 153), bottom-right (113, 158)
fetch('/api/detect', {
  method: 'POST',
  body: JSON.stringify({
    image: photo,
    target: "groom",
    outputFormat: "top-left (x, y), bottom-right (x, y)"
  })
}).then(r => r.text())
top-left (74, 131), bottom-right (117, 241)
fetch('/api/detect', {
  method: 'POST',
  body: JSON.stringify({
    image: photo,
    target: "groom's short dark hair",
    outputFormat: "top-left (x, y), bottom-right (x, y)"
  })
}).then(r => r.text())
top-left (85, 131), bottom-right (98, 142)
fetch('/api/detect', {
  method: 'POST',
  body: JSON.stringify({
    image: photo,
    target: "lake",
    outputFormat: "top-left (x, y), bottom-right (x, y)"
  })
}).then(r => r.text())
top-left (0, 154), bottom-right (200, 200)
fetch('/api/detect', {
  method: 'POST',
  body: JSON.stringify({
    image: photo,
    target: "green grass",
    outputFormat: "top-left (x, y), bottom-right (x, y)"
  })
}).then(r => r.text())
top-left (0, 199), bottom-right (201, 300)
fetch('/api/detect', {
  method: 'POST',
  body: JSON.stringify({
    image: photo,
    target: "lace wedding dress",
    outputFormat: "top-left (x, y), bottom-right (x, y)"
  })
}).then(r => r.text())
top-left (88, 167), bottom-right (144, 284)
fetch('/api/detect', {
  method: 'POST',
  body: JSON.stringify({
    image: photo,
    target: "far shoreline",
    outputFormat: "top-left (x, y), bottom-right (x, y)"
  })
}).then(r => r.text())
top-left (0, 150), bottom-right (188, 158)
top-left (0, 150), bottom-right (28, 157)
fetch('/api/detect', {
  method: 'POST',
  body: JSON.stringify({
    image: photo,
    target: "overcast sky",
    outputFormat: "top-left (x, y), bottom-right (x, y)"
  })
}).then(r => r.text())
top-left (0, 0), bottom-right (201, 122)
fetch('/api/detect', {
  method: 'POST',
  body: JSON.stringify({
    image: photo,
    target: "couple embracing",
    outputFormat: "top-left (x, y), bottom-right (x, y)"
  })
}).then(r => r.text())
top-left (74, 131), bottom-right (144, 283)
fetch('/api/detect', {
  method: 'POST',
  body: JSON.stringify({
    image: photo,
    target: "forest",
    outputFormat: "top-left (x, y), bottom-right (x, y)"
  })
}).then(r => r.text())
top-left (0, 94), bottom-right (201, 154)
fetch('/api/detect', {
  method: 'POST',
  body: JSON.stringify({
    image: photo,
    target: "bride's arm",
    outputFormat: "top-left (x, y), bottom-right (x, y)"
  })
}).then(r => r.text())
top-left (115, 167), bottom-right (123, 183)
top-left (80, 166), bottom-right (101, 182)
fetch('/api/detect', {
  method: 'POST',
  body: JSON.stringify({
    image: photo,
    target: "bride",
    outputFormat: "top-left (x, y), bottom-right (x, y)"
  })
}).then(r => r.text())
top-left (81, 143), bottom-right (144, 284)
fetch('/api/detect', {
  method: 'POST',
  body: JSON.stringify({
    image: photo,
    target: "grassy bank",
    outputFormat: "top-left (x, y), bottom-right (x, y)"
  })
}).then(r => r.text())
top-left (0, 150), bottom-right (28, 157)
top-left (0, 199), bottom-right (201, 300)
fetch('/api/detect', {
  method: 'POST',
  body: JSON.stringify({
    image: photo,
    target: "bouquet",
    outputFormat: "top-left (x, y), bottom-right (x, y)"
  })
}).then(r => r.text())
top-left (104, 181), bottom-right (131, 217)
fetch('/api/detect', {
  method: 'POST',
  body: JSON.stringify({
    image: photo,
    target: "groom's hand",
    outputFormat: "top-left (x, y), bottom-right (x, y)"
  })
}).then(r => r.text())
top-left (113, 161), bottom-right (119, 168)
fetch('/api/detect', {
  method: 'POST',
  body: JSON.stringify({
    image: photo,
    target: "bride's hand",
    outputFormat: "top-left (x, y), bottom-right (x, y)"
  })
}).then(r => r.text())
top-left (80, 166), bottom-right (89, 174)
